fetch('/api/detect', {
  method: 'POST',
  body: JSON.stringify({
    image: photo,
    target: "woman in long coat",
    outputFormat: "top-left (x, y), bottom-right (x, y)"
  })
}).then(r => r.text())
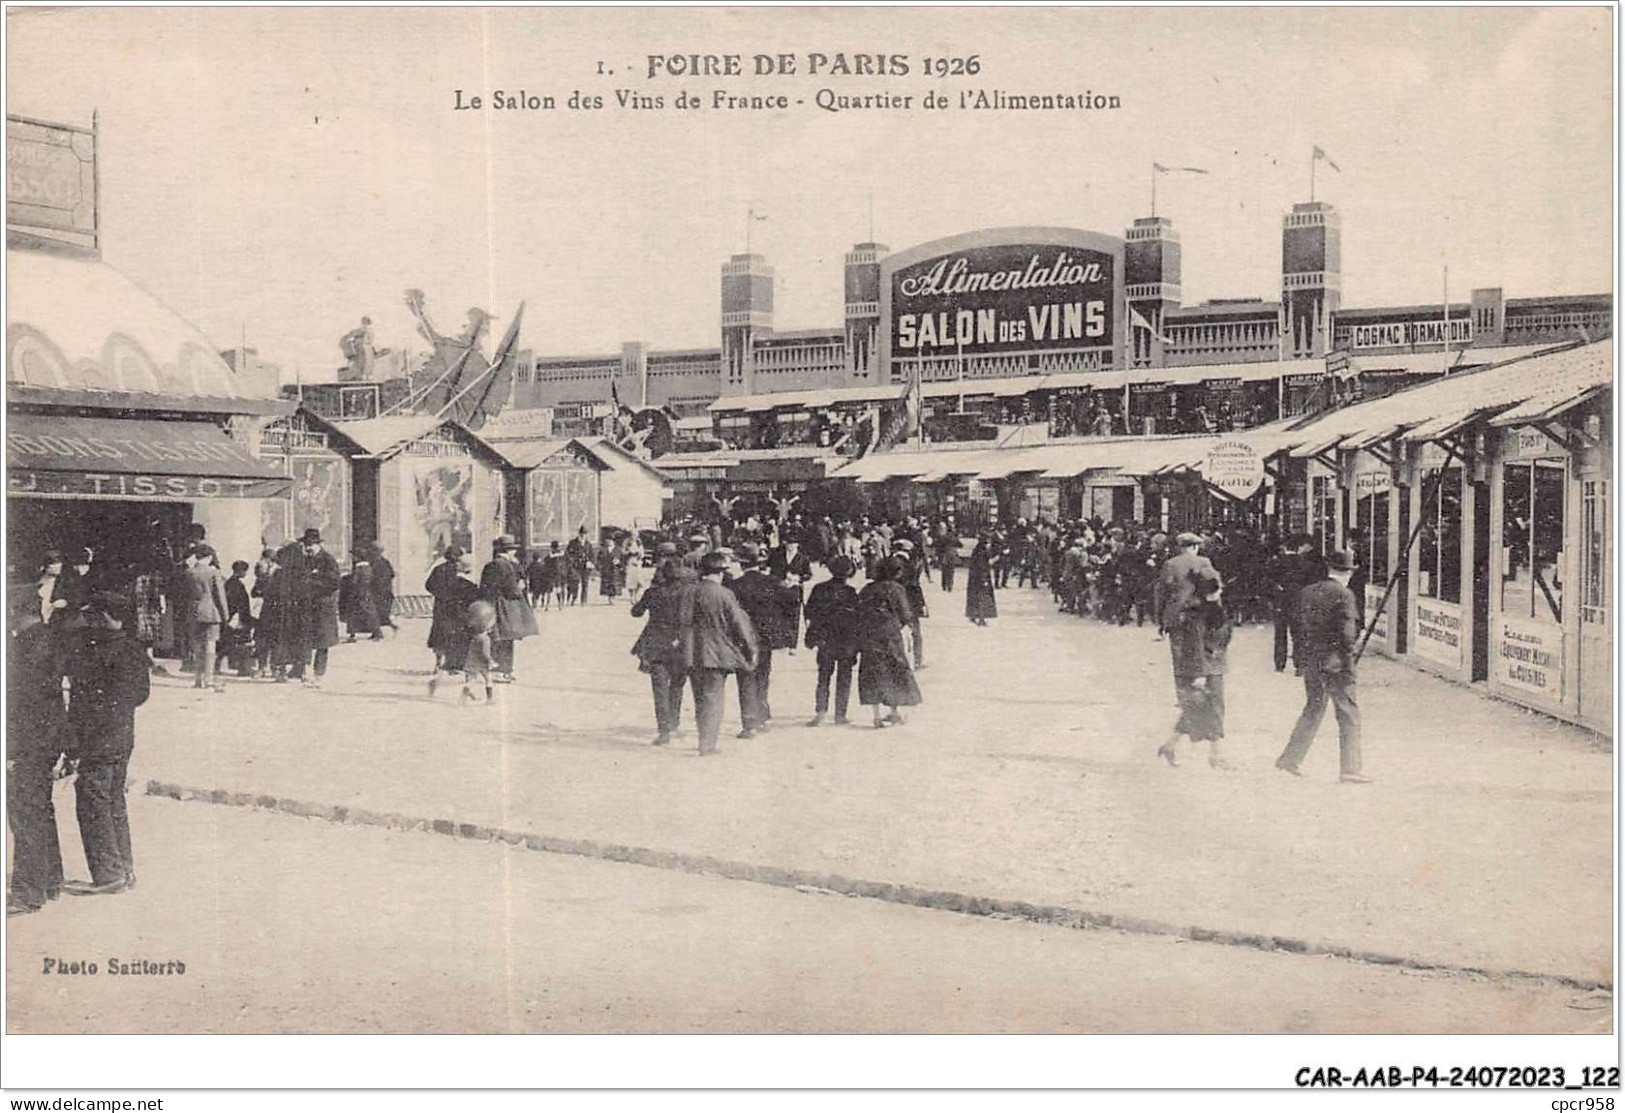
top-left (255, 546), bottom-right (296, 680)
top-left (598, 536), bottom-right (625, 601)
top-left (341, 555), bottom-right (380, 641)
top-left (480, 536), bottom-right (538, 683)
top-left (1158, 568), bottom-right (1232, 770)
top-left (856, 556), bottom-right (922, 728)
top-left (425, 545), bottom-right (474, 672)
top-left (964, 531), bottom-right (999, 625)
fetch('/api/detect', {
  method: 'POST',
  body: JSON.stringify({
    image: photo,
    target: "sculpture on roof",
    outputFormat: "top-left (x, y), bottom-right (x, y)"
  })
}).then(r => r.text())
top-left (395, 290), bottom-right (520, 430)
top-left (605, 379), bottom-right (675, 459)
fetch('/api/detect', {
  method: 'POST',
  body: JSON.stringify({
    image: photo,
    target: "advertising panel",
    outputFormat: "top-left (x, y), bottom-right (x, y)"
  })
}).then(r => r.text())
top-left (1202, 439), bottom-right (1265, 499)
top-left (401, 458), bottom-right (475, 583)
top-left (1495, 614), bottom-right (1564, 701)
top-left (1413, 599), bottom-right (1464, 669)
top-left (879, 229), bottom-right (1123, 374)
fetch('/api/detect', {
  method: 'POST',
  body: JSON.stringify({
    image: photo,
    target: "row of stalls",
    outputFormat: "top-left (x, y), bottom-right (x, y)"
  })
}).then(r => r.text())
top-left (257, 410), bottom-right (672, 607)
top-left (830, 339), bottom-right (1613, 734)
top-left (2, 250), bottom-right (670, 620)
top-left (830, 430), bottom-right (1273, 537)
top-left (1257, 339), bottom-right (1613, 735)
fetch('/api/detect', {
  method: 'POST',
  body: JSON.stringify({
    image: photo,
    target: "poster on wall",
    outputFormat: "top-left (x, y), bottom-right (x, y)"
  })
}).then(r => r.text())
top-left (260, 456), bottom-right (346, 559)
top-left (402, 458), bottom-right (474, 582)
top-left (567, 469), bottom-right (598, 540)
top-left (1413, 600), bottom-right (1464, 669)
top-left (1495, 615), bottom-right (1564, 701)
top-left (529, 470), bottom-right (567, 546)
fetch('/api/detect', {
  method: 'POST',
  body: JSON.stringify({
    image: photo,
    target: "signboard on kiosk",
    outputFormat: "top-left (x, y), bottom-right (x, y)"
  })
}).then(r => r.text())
top-left (6, 115), bottom-right (98, 254)
top-left (879, 228), bottom-right (1124, 376)
top-left (1495, 615), bottom-right (1564, 701)
top-left (1413, 599), bottom-right (1464, 669)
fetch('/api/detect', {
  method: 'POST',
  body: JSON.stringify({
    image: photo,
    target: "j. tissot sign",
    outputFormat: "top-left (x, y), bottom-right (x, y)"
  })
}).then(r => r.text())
top-left (880, 229), bottom-right (1123, 372)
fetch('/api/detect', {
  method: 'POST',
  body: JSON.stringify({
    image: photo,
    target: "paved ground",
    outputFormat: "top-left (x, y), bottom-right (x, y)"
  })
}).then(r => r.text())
top-left (6, 794), bottom-right (1608, 1034)
top-left (6, 576), bottom-right (1613, 1032)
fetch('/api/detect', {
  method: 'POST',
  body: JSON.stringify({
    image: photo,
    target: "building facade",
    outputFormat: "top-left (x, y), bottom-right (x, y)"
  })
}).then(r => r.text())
top-left (500, 202), bottom-right (1609, 442)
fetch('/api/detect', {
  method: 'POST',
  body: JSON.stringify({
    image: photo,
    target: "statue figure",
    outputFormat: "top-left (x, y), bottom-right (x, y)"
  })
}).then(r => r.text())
top-left (337, 317), bottom-right (378, 382)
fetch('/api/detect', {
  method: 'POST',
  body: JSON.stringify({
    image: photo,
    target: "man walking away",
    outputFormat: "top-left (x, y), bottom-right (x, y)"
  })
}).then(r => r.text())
top-left (631, 557), bottom-right (691, 746)
top-left (64, 592), bottom-right (150, 895)
top-left (1276, 549), bottom-right (1369, 783)
top-left (803, 555), bottom-right (861, 726)
top-left (727, 543), bottom-right (796, 737)
top-left (678, 552), bottom-right (758, 756)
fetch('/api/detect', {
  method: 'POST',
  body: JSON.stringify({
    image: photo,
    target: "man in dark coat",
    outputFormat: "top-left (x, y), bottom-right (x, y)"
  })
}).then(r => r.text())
top-left (287, 528), bottom-right (342, 688)
top-left (1276, 549), bottom-right (1369, 783)
top-left (630, 557), bottom-right (692, 746)
top-left (7, 589), bottom-right (66, 915)
top-left (480, 535), bottom-right (538, 683)
top-left (1267, 534), bottom-right (1323, 672)
top-left (803, 555), bottom-right (861, 725)
top-left (564, 526), bottom-right (594, 606)
top-left (726, 542), bottom-right (797, 737)
top-left (678, 551), bottom-right (758, 755)
top-left (932, 521), bottom-right (958, 593)
top-left (64, 592), bottom-right (150, 895)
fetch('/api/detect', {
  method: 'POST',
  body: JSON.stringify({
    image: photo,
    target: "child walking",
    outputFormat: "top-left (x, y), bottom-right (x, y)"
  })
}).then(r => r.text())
top-left (462, 599), bottom-right (497, 704)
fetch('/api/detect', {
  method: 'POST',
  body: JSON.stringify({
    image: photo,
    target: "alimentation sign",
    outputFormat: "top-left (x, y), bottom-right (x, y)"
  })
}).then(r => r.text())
top-left (880, 229), bottom-right (1123, 370)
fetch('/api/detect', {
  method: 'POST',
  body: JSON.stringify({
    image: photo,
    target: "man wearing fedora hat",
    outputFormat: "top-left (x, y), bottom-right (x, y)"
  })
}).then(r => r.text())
top-left (1276, 548), bottom-right (1369, 783)
top-left (288, 529), bottom-right (342, 688)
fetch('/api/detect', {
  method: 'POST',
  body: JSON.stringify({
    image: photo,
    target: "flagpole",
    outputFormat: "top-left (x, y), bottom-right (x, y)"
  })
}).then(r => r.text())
top-left (956, 335), bottom-right (965, 415)
top-left (1150, 164), bottom-right (1157, 219)
top-left (1310, 149), bottom-right (1316, 203)
top-left (1442, 265), bottom-right (1451, 375)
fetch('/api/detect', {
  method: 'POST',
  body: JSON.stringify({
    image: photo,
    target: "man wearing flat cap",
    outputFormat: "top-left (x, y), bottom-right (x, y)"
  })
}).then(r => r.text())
top-left (1155, 532), bottom-right (1227, 769)
top-left (678, 551), bottom-right (758, 755)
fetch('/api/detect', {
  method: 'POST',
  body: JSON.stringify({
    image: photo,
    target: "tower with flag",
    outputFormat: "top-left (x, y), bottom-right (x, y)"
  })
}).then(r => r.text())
top-left (1124, 213), bottom-right (1183, 370)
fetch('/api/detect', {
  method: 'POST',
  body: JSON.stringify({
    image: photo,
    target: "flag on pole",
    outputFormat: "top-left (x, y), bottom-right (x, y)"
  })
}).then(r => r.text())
top-left (1129, 303), bottom-right (1176, 346)
top-left (1153, 163), bottom-right (1209, 175)
top-left (1313, 145), bottom-right (1341, 173)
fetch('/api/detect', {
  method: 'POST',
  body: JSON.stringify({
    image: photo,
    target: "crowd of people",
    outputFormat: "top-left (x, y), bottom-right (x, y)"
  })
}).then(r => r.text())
top-left (9, 500), bottom-right (1371, 916)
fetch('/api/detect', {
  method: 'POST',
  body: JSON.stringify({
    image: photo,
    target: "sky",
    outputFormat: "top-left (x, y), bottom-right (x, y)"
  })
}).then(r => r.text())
top-left (5, 5), bottom-right (1614, 382)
